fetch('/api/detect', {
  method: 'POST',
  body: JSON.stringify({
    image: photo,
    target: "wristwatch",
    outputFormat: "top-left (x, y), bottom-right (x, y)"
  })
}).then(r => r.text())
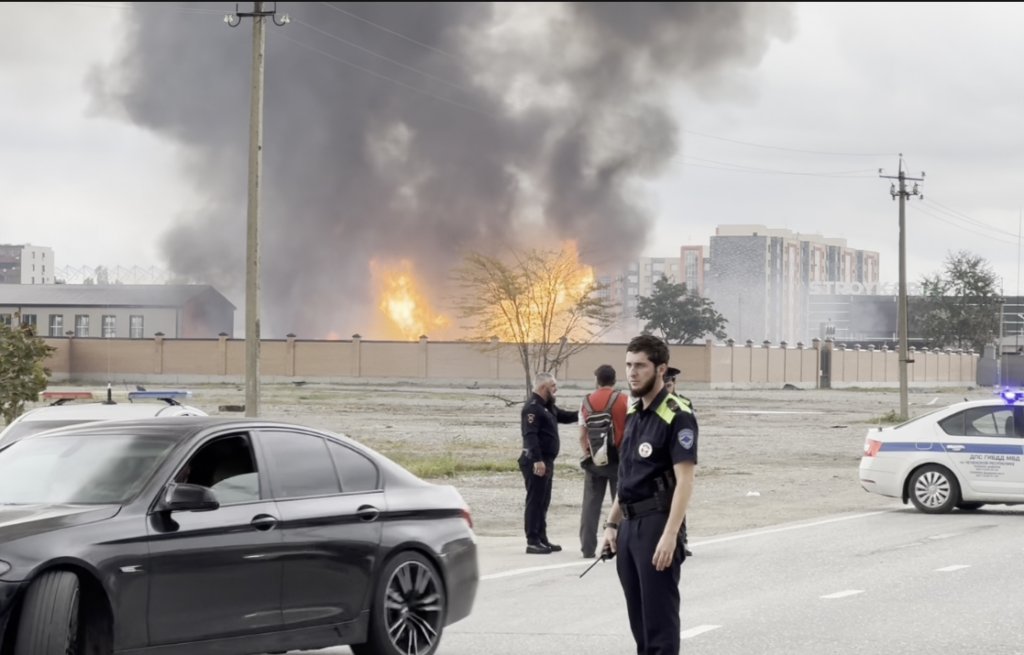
top-left (603, 521), bottom-right (619, 530)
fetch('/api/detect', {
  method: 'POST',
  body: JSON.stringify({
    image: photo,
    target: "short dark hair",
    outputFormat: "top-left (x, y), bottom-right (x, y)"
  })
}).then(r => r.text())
top-left (594, 364), bottom-right (616, 386)
top-left (627, 334), bottom-right (670, 367)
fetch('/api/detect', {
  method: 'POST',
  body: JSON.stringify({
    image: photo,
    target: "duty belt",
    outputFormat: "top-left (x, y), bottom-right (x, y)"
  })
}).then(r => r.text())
top-left (620, 496), bottom-right (666, 519)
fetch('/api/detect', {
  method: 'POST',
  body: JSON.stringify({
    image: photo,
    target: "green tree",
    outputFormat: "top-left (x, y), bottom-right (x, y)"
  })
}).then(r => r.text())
top-left (0, 321), bottom-right (56, 424)
top-left (452, 245), bottom-right (617, 396)
top-left (635, 276), bottom-right (728, 344)
top-left (909, 250), bottom-right (1001, 353)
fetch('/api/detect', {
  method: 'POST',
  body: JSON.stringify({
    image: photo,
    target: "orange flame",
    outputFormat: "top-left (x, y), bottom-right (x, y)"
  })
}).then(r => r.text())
top-left (370, 259), bottom-right (450, 340)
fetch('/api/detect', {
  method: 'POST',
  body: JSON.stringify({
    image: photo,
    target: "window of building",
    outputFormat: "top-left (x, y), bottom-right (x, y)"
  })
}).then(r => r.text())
top-left (75, 315), bottom-right (90, 337)
top-left (130, 315), bottom-right (144, 339)
top-left (21, 314), bottom-right (37, 329)
top-left (102, 315), bottom-right (116, 338)
top-left (48, 315), bottom-right (63, 337)
top-left (0, 314), bottom-right (10, 327)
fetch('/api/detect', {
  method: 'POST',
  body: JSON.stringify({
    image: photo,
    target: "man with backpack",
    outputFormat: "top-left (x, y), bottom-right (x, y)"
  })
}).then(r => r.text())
top-left (578, 364), bottom-right (629, 558)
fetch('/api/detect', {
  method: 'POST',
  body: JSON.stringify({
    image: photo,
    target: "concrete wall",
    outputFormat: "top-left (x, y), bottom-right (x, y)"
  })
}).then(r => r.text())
top-left (40, 336), bottom-right (981, 388)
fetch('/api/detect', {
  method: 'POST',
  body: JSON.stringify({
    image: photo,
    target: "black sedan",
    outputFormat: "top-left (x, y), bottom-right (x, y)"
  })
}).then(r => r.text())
top-left (0, 416), bottom-right (478, 655)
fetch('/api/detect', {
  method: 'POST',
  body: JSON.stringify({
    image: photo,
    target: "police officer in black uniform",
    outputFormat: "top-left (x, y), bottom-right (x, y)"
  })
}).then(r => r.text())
top-left (599, 335), bottom-right (698, 655)
top-left (663, 366), bottom-right (693, 558)
top-left (519, 372), bottom-right (579, 554)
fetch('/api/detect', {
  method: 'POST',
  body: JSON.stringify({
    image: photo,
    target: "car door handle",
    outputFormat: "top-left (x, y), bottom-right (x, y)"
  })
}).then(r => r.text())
top-left (356, 505), bottom-right (380, 522)
top-left (250, 514), bottom-right (279, 531)
top-left (945, 444), bottom-right (965, 452)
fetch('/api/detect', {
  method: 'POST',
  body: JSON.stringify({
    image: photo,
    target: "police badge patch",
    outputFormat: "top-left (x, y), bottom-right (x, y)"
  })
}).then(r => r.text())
top-left (678, 428), bottom-right (694, 450)
top-left (638, 442), bottom-right (653, 458)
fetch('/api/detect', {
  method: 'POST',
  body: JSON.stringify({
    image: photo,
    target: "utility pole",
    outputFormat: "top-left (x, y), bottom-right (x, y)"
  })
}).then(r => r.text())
top-left (225, 2), bottom-right (288, 417)
top-left (880, 155), bottom-right (924, 420)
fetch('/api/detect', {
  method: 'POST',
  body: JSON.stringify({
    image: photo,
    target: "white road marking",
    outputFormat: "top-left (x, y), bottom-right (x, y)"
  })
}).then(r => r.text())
top-left (696, 511), bottom-right (893, 547)
top-left (681, 625), bottom-right (722, 639)
top-left (936, 564), bottom-right (971, 572)
top-left (820, 589), bottom-right (864, 599)
top-left (725, 410), bottom-right (824, 415)
top-left (482, 510), bottom-right (892, 581)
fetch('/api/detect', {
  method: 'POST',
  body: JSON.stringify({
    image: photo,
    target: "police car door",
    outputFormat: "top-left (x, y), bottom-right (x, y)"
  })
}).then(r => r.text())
top-left (937, 405), bottom-right (1024, 496)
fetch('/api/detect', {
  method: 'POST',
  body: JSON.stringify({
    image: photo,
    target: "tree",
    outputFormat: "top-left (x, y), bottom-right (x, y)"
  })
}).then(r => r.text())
top-left (0, 322), bottom-right (56, 424)
top-left (635, 276), bottom-right (728, 344)
top-left (452, 245), bottom-right (617, 396)
top-left (909, 250), bottom-right (1001, 353)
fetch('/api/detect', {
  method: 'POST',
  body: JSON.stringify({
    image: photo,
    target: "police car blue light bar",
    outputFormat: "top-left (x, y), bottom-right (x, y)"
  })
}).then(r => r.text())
top-left (997, 388), bottom-right (1024, 403)
top-left (127, 390), bottom-right (193, 401)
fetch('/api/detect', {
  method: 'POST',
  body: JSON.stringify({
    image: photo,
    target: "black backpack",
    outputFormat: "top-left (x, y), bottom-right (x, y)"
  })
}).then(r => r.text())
top-left (583, 390), bottom-right (621, 467)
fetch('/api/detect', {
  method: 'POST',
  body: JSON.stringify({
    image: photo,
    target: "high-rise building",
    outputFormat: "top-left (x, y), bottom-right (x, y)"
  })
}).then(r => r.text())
top-left (0, 244), bottom-right (55, 285)
top-left (706, 225), bottom-right (879, 344)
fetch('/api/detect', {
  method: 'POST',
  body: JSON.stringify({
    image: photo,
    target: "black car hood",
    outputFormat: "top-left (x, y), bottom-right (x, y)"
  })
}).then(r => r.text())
top-left (0, 504), bottom-right (120, 542)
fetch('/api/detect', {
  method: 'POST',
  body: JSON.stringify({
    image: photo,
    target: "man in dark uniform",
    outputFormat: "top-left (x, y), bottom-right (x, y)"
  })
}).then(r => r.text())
top-left (663, 366), bottom-right (693, 558)
top-left (519, 372), bottom-right (579, 554)
top-left (599, 335), bottom-right (698, 655)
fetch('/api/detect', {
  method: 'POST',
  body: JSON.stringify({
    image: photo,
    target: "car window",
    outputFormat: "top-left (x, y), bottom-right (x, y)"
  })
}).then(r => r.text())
top-left (260, 431), bottom-right (341, 499)
top-left (0, 420), bottom-right (90, 446)
top-left (328, 441), bottom-right (380, 493)
top-left (0, 434), bottom-right (176, 504)
top-left (173, 434), bottom-right (260, 504)
top-left (940, 407), bottom-right (1016, 437)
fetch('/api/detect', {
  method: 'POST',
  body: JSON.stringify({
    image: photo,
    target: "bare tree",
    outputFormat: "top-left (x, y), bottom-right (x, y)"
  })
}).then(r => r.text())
top-left (452, 246), bottom-right (617, 396)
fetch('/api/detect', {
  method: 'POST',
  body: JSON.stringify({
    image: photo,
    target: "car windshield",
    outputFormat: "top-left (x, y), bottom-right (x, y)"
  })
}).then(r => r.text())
top-left (0, 433), bottom-right (176, 505)
top-left (0, 420), bottom-right (92, 446)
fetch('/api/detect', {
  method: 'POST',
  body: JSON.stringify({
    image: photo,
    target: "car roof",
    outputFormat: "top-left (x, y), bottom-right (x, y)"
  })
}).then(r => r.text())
top-left (13, 402), bottom-right (205, 422)
top-left (21, 416), bottom-right (344, 445)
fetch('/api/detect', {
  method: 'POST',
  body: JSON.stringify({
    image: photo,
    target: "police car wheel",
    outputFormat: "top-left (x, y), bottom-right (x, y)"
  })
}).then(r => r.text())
top-left (908, 465), bottom-right (960, 514)
top-left (354, 551), bottom-right (447, 655)
top-left (956, 502), bottom-right (984, 511)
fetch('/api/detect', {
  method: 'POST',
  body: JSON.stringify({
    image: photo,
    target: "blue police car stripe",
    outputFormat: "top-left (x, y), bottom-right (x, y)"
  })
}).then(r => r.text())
top-left (879, 442), bottom-right (1024, 455)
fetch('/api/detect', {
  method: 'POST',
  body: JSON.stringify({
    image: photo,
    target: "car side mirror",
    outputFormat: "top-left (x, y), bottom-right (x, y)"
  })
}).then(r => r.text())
top-left (158, 483), bottom-right (220, 513)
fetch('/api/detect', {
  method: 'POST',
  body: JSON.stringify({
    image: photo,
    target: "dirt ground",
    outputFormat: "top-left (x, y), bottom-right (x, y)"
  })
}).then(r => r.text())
top-left (16, 380), bottom-right (989, 545)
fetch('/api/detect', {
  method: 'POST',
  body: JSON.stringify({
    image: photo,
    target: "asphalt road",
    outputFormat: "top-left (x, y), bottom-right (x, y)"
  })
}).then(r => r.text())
top-left (303, 500), bottom-right (1024, 654)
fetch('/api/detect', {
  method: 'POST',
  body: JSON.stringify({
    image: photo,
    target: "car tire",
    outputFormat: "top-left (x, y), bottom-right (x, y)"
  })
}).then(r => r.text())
top-left (14, 570), bottom-right (81, 655)
top-left (956, 502), bottom-right (985, 511)
top-left (908, 464), bottom-right (960, 514)
top-left (353, 551), bottom-right (447, 655)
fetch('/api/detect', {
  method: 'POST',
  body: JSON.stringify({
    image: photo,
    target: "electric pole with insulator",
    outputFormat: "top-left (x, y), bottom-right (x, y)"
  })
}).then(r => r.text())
top-left (880, 155), bottom-right (924, 421)
top-left (225, 2), bottom-right (289, 417)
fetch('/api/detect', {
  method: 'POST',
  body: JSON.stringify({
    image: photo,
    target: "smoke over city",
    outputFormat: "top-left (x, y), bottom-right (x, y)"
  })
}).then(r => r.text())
top-left (90, 2), bottom-right (792, 338)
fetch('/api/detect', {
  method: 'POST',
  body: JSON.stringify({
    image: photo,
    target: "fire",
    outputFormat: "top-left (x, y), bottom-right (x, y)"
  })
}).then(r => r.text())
top-left (370, 259), bottom-right (450, 340)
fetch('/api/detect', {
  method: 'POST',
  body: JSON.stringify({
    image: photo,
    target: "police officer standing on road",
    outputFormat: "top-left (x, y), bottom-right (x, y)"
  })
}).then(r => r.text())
top-left (663, 366), bottom-right (693, 558)
top-left (519, 372), bottom-right (579, 554)
top-left (599, 335), bottom-right (698, 655)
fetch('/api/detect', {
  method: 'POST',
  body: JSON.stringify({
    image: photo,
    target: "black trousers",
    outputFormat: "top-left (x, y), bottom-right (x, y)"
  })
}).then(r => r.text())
top-left (615, 511), bottom-right (685, 655)
top-left (518, 455), bottom-right (554, 544)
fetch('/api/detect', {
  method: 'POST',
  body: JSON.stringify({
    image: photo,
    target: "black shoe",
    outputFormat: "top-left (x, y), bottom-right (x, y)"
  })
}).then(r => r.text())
top-left (582, 551), bottom-right (596, 559)
top-left (542, 541), bottom-right (562, 552)
top-left (526, 543), bottom-right (552, 555)
top-left (684, 546), bottom-right (693, 557)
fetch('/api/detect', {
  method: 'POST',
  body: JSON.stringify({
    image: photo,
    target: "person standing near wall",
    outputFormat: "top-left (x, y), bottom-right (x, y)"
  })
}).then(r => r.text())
top-left (578, 364), bottom-right (628, 559)
top-left (519, 372), bottom-right (579, 554)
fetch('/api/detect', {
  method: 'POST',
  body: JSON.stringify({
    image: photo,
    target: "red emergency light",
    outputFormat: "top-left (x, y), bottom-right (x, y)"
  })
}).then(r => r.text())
top-left (40, 391), bottom-right (95, 405)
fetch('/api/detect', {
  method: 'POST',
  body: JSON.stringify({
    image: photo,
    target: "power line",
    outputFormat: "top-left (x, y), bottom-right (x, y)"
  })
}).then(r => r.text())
top-left (291, 18), bottom-right (480, 100)
top-left (683, 129), bottom-right (892, 158)
top-left (678, 156), bottom-right (877, 178)
top-left (319, 2), bottom-right (468, 71)
top-left (921, 198), bottom-right (1021, 239)
top-left (274, 31), bottom-right (496, 118)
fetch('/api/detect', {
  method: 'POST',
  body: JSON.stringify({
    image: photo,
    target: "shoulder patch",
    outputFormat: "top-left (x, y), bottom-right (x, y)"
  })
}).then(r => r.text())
top-left (678, 428), bottom-right (695, 450)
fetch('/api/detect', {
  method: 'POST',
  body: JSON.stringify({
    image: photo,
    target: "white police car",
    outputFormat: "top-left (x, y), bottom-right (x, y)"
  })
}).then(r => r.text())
top-left (0, 388), bottom-right (207, 447)
top-left (859, 390), bottom-right (1024, 513)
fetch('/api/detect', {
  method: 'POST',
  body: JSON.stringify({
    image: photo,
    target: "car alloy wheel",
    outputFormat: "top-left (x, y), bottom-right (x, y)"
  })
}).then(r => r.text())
top-left (909, 465), bottom-right (959, 514)
top-left (384, 559), bottom-right (444, 655)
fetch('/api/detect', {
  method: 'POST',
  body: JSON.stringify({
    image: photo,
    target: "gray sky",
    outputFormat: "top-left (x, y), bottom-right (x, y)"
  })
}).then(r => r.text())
top-left (4, 2), bottom-right (1024, 334)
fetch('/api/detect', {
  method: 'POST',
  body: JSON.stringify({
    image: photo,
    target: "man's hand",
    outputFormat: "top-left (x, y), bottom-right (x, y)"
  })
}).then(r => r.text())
top-left (599, 526), bottom-right (618, 556)
top-left (532, 461), bottom-right (547, 477)
top-left (652, 532), bottom-right (677, 571)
